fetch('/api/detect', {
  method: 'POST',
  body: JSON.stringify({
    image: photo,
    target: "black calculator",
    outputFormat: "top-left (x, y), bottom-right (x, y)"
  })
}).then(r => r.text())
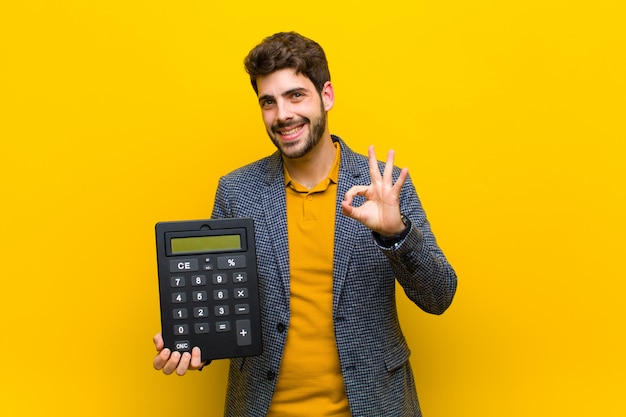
top-left (155, 218), bottom-right (263, 361)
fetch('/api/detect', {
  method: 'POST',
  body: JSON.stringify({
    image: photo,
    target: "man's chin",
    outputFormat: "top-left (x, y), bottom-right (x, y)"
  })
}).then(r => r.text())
top-left (269, 136), bottom-right (302, 157)
top-left (280, 144), bottom-right (308, 159)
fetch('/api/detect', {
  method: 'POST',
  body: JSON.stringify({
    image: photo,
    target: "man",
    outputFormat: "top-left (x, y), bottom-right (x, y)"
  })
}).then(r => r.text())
top-left (154, 31), bottom-right (457, 416)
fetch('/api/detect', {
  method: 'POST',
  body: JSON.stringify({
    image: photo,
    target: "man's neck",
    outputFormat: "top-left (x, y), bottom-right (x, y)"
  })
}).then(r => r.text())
top-left (283, 135), bottom-right (337, 189)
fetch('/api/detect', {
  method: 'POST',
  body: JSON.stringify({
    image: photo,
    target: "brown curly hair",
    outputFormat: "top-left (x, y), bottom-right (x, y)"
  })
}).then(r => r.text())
top-left (244, 32), bottom-right (331, 95)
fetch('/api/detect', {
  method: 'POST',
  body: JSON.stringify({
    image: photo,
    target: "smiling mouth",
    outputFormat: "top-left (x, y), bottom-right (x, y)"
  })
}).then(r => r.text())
top-left (279, 125), bottom-right (303, 136)
top-left (273, 122), bottom-right (306, 141)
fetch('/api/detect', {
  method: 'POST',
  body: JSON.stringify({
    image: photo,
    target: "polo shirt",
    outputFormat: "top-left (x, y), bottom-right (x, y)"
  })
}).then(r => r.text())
top-left (267, 143), bottom-right (350, 416)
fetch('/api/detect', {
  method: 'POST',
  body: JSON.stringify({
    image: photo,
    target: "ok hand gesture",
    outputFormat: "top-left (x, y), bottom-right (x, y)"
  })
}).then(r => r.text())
top-left (341, 146), bottom-right (409, 237)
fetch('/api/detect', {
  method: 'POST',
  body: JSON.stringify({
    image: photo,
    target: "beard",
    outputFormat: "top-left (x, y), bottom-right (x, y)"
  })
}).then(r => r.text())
top-left (267, 101), bottom-right (326, 159)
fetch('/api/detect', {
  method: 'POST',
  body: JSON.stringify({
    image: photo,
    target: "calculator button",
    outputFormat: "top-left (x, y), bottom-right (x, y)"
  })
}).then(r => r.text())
top-left (169, 259), bottom-right (199, 272)
top-left (212, 273), bottom-right (228, 284)
top-left (214, 305), bottom-right (230, 316)
top-left (191, 275), bottom-right (206, 286)
top-left (217, 255), bottom-right (246, 269)
top-left (234, 288), bottom-right (248, 299)
top-left (172, 308), bottom-right (188, 319)
top-left (174, 324), bottom-right (189, 335)
top-left (203, 264), bottom-right (214, 271)
top-left (170, 276), bottom-right (186, 287)
top-left (233, 272), bottom-right (247, 283)
top-left (194, 323), bottom-right (210, 334)
top-left (216, 321), bottom-right (231, 332)
top-left (192, 291), bottom-right (208, 302)
top-left (172, 292), bottom-right (186, 303)
top-left (214, 289), bottom-right (229, 301)
top-left (194, 307), bottom-right (208, 318)
top-left (174, 340), bottom-right (190, 352)
top-left (235, 304), bottom-right (249, 315)
top-left (236, 320), bottom-right (252, 346)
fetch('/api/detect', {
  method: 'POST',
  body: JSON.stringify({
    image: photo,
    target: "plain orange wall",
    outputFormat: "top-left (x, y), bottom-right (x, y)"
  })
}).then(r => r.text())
top-left (1, 1), bottom-right (625, 416)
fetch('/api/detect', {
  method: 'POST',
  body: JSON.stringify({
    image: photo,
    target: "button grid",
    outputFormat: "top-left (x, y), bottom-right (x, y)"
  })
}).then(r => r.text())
top-left (168, 256), bottom-right (253, 351)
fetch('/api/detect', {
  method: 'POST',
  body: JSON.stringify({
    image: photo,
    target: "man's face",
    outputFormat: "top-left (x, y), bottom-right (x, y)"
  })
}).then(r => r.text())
top-left (256, 68), bottom-right (333, 159)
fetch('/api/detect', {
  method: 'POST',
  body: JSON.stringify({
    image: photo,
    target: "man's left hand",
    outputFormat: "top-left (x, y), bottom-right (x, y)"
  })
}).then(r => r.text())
top-left (341, 146), bottom-right (408, 236)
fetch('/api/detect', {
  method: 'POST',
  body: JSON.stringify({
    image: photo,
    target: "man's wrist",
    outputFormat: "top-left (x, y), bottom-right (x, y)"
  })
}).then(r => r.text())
top-left (374, 214), bottom-right (411, 248)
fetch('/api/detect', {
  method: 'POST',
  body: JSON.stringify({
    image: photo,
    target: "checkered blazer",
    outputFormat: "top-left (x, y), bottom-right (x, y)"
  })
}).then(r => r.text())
top-left (211, 136), bottom-right (457, 417)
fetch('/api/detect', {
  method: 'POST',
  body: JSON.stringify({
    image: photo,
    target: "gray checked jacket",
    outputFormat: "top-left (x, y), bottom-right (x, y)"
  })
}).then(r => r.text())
top-left (211, 135), bottom-right (457, 417)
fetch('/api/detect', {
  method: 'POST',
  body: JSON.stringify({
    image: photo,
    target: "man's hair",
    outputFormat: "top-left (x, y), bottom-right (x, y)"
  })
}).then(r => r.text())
top-left (244, 32), bottom-right (331, 95)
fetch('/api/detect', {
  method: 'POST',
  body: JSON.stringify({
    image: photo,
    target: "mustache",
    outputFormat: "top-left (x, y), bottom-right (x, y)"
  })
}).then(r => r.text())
top-left (271, 117), bottom-right (310, 133)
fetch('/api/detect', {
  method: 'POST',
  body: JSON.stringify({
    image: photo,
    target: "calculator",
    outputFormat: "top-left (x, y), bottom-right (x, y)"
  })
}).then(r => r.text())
top-left (155, 218), bottom-right (263, 362)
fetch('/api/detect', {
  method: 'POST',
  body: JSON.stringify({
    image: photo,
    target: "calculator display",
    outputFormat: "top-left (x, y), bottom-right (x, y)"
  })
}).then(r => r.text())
top-left (170, 234), bottom-right (242, 254)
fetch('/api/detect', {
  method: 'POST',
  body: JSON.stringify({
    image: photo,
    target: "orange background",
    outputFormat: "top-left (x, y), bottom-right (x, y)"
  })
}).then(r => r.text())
top-left (1, 1), bottom-right (624, 416)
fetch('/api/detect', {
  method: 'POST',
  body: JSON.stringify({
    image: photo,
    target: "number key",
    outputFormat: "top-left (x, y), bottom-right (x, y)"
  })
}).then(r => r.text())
top-left (172, 292), bottom-right (186, 303)
top-left (170, 276), bottom-right (185, 287)
top-left (194, 307), bottom-right (208, 318)
top-left (172, 308), bottom-right (188, 319)
top-left (174, 324), bottom-right (189, 335)
top-left (213, 289), bottom-right (228, 300)
top-left (193, 291), bottom-right (208, 302)
top-left (212, 273), bottom-right (228, 284)
top-left (191, 275), bottom-right (206, 286)
top-left (215, 305), bottom-right (230, 316)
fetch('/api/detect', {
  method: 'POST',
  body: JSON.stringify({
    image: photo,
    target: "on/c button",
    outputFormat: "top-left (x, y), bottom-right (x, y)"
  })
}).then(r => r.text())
top-left (174, 340), bottom-right (190, 352)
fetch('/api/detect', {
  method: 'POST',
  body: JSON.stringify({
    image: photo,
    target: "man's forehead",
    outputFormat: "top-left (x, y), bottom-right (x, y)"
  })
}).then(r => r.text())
top-left (256, 68), bottom-right (315, 96)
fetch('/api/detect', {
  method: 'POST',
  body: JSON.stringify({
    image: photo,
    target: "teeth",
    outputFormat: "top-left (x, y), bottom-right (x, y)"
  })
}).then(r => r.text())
top-left (281, 126), bottom-right (302, 135)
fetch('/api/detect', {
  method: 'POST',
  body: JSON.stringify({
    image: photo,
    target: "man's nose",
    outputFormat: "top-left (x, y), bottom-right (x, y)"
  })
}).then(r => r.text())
top-left (276, 101), bottom-right (294, 122)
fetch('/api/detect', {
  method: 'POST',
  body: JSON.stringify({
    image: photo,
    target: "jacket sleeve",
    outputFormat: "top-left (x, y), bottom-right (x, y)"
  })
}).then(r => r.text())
top-left (375, 173), bottom-right (457, 315)
top-left (211, 176), bottom-right (232, 219)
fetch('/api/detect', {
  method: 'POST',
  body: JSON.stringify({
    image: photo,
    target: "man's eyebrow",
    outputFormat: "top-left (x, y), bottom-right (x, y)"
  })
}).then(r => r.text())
top-left (258, 94), bottom-right (274, 104)
top-left (283, 87), bottom-right (308, 96)
top-left (258, 87), bottom-right (309, 104)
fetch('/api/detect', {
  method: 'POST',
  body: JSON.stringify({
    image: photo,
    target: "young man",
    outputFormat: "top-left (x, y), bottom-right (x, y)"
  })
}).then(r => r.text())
top-left (154, 31), bottom-right (457, 416)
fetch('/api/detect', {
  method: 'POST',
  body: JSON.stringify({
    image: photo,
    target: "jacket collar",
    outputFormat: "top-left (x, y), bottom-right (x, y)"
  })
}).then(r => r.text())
top-left (263, 135), bottom-right (362, 185)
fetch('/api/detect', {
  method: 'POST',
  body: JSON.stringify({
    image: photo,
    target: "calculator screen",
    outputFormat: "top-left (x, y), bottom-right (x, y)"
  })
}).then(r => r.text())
top-left (170, 234), bottom-right (242, 254)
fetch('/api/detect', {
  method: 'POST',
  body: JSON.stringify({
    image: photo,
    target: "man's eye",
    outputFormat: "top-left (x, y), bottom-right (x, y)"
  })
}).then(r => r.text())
top-left (261, 100), bottom-right (274, 107)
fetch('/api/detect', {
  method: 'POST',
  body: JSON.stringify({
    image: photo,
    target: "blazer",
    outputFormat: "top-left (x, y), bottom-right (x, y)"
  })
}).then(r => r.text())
top-left (211, 136), bottom-right (457, 417)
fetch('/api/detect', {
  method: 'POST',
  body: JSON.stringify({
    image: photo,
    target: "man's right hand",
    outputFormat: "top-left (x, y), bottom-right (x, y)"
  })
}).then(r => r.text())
top-left (153, 332), bottom-right (206, 375)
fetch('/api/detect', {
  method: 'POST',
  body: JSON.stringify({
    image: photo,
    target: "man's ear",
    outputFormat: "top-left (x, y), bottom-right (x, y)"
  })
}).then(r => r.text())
top-left (321, 81), bottom-right (335, 111)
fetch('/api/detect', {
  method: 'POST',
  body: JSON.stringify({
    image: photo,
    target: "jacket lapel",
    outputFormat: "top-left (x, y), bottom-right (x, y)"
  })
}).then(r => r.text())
top-left (261, 152), bottom-right (291, 302)
top-left (332, 137), bottom-right (363, 314)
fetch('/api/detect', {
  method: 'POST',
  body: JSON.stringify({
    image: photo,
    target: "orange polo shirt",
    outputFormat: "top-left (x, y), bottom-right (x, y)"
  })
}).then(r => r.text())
top-left (267, 143), bottom-right (350, 416)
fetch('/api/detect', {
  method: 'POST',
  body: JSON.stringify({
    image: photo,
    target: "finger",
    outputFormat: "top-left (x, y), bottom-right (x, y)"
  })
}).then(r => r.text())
top-left (153, 332), bottom-right (164, 351)
top-left (176, 352), bottom-right (192, 376)
top-left (153, 347), bottom-right (170, 370)
top-left (341, 200), bottom-right (355, 218)
top-left (343, 185), bottom-right (369, 205)
top-left (162, 350), bottom-right (181, 375)
top-left (383, 149), bottom-right (396, 185)
top-left (190, 347), bottom-right (205, 370)
top-left (367, 145), bottom-right (382, 183)
top-left (393, 167), bottom-right (409, 192)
